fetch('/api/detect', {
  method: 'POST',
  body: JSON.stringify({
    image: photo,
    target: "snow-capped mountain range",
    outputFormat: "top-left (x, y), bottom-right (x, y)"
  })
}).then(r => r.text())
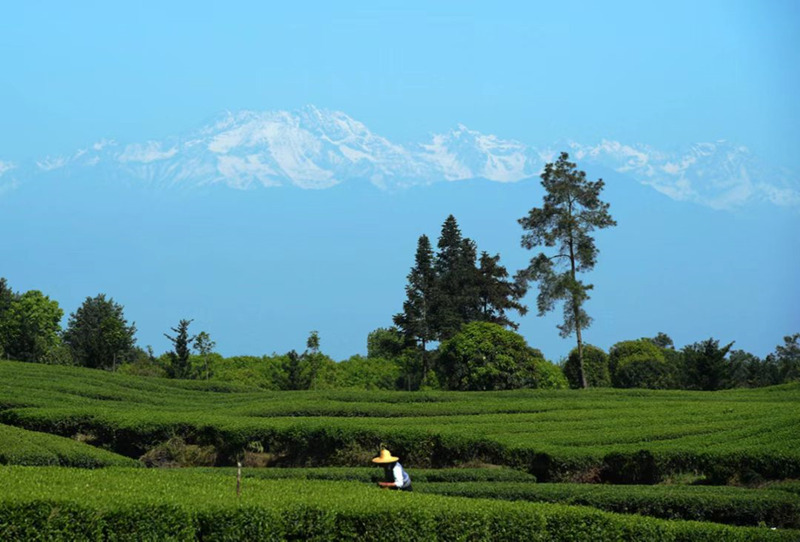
top-left (1, 105), bottom-right (797, 210)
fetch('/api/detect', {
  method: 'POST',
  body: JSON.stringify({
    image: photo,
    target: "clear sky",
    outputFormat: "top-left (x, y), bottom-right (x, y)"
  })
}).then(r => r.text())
top-left (1, 1), bottom-right (798, 159)
top-left (1, 1), bottom-right (798, 361)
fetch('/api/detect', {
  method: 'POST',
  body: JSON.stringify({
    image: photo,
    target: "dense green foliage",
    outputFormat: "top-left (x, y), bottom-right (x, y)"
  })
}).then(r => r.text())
top-left (683, 338), bottom-right (736, 391)
top-left (0, 289), bottom-right (63, 363)
top-left (0, 424), bottom-right (138, 467)
top-left (435, 322), bottom-right (562, 391)
top-left (393, 217), bottom-right (527, 387)
top-left (165, 319), bottom-right (197, 379)
top-left (208, 468), bottom-right (800, 528)
top-left (610, 339), bottom-right (671, 389)
top-left (417, 482), bottom-right (800, 528)
top-left (63, 294), bottom-right (137, 370)
top-left (0, 467), bottom-right (796, 541)
top-left (564, 344), bottom-right (611, 388)
top-left (208, 466), bottom-right (538, 484)
top-left (1, 361), bottom-right (798, 483)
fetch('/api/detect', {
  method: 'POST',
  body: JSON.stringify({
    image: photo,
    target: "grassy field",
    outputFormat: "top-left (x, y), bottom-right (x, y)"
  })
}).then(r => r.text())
top-left (2, 360), bottom-right (799, 539)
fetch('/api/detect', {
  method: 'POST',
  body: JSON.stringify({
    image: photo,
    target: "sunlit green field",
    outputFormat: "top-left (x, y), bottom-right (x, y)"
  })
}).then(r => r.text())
top-left (2, 360), bottom-right (798, 480)
top-left (1, 360), bottom-right (799, 540)
top-left (1, 467), bottom-right (798, 541)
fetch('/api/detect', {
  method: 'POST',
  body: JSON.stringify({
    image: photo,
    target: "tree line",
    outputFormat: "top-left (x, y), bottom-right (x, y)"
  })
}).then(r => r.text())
top-left (1, 152), bottom-right (797, 391)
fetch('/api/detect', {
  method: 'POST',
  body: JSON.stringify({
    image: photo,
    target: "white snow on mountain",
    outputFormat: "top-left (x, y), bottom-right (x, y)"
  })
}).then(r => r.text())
top-left (571, 140), bottom-right (800, 209)
top-left (6, 106), bottom-right (799, 210)
top-left (419, 124), bottom-right (541, 182)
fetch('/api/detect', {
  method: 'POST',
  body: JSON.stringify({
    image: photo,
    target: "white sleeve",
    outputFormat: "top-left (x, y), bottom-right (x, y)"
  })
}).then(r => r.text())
top-left (393, 463), bottom-right (404, 486)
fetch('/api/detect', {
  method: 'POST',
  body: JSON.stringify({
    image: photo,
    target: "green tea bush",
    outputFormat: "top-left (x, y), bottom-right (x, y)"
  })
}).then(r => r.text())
top-left (207, 466), bottom-right (536, 484)
top-left (0, 467), bottom-right (797, 541)
top-left (418, 482), bottom-right (800, 528)
top-left (0, 423), bottom-right (138, 467)
top-left (1, 360), bottom-right (800, 482)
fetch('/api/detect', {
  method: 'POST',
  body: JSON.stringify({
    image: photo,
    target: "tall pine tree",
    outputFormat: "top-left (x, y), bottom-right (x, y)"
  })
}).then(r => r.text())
top-left (393, 234), bottom-right (437, 377)
top-left (433, 215), bottom-right (481, 340)
top-left (516, 152), bottom-right (616, 389)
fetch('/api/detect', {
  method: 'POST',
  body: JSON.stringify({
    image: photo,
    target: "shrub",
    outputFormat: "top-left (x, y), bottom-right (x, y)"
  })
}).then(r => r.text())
top-left (1, 468), bottom-right (797, 541)
top-left (610, 340), bottom-right (671, 389)
top-left (533, 358), bottom-right (569, 389)
top-left (435, 322), bottom-right (548, 391)
top-left (335, 355), bottom-right (401, 390)
top-left (563, 344), bottom-right (611, 388)
top-left (419, 481), bottom-right (800, 528)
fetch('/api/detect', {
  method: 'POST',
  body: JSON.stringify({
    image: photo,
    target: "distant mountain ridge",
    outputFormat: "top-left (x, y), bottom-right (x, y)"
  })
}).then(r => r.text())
top-left (0, 105), bottom-right (797, 210)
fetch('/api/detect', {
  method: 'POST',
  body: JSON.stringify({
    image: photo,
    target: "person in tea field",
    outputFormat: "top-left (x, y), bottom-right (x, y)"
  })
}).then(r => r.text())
top-left (372, 448), bottom-right (412, 491)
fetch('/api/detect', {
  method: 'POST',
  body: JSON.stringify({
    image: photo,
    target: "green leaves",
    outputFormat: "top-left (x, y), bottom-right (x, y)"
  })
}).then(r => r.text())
top-left (63, 294), bottom-right (137, 370)
top-left (1, 468), bottom-right (796, 540)
top-left (0, 289), bottom-right (63, 363)
top-left (517, 152), bottom-right (616, 388)
top-left (1, 360), bottom-right (800, 482)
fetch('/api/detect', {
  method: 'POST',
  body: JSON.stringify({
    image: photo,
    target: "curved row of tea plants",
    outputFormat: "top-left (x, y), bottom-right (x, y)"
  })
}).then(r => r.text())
top-left (0, 467), bottom-right (796, 541)
top-left (416, 482), bottom-right (800, 528)
top-left (207, 467), bottom-right (800, 528)
top-left (0, 423), bottom-right (137, 468)
top-left (2, 361), bottom-right (799, 482)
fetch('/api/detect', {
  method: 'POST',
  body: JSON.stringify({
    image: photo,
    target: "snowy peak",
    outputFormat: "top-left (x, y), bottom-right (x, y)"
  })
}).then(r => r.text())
top-left (4, 106), bottom-right (798, 210)
top-left (571, 140), bottom-right (800, 209)
top-left (419, 124), bottom-right (541, 182)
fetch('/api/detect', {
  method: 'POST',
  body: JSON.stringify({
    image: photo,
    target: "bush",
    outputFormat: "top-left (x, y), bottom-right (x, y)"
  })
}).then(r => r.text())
top-left (563, 344), bottom-right (611, 388)
top-left (419, 481), bottom-right (800, 528)
top-left (0, 423), bottom-right (138, 468)
top-left (610, 340), bottom-right (671, 389)
top-left (533, 358), bottom-right (569, 389)
top-left (1, 468), bottom-right (797, 541)
top-left (335, 356), bottom-right (401, 390)
top-left (435, 322), bottom-right (550, 391)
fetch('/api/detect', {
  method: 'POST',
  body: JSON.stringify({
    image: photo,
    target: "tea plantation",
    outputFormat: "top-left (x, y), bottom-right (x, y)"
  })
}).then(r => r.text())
top-left (1, 360), bottom-right (799, 540)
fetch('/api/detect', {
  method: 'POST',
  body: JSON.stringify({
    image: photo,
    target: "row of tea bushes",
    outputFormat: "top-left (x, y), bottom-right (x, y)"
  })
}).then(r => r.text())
top-left (4, 404), bottom-right (800, 483)
top-left (0, 467), bottom-right (796, 541)
top-left (207, 466), bottom-right (537, 483)
top-left (0, 424), bottom-right (137, 468)
top-left (2, 360), bottom-right (799, 481)
top-left (417, 482), bottom-right (800, 528)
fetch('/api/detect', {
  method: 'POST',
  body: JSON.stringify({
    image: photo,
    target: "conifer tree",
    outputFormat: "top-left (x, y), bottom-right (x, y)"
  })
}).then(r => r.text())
top-left (477, 252), bottom-right (528, 330)
top-left (516, 152), bottom-right (616, 389)
top-left (433, 215), bottom-right (479, 340)
top-left (393, 235), bottom-right (437, 376)
top-left (164, 319), bottom-right (196, 379)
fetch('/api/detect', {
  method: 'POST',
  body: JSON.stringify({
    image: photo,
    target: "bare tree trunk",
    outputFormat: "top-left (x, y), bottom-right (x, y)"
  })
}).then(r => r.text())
top-left (567, 209), bottom-right (588, 389)
top-left (421, 339), bottom-right (428, 380)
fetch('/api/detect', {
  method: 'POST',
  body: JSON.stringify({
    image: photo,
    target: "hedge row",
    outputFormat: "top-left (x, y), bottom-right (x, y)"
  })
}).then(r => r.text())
top-left (417, 482), bottom-right (800, 528)
top-left (0, 467), bottom-right (796, 541)
top-left (2, 360), bottom-right (799, 481)
top-left (207, 466), bottom-right (537, 483)
top-left (210, 468), bottom-right (800, 528)
top-left (4, 405), bottom-right (800, 483)
top-left (0, 423), bottom-right (138, 468)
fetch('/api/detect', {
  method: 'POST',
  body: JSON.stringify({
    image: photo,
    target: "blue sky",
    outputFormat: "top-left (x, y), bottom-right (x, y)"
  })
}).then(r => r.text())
top-left (1, 1), bottom-right (798, 361)
top-left (2, 1), bottom-right (798, 158)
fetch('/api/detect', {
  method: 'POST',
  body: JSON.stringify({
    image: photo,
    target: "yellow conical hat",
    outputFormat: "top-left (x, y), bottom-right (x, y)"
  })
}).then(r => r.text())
top-left (371, 448), bottom-right (399, 463)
